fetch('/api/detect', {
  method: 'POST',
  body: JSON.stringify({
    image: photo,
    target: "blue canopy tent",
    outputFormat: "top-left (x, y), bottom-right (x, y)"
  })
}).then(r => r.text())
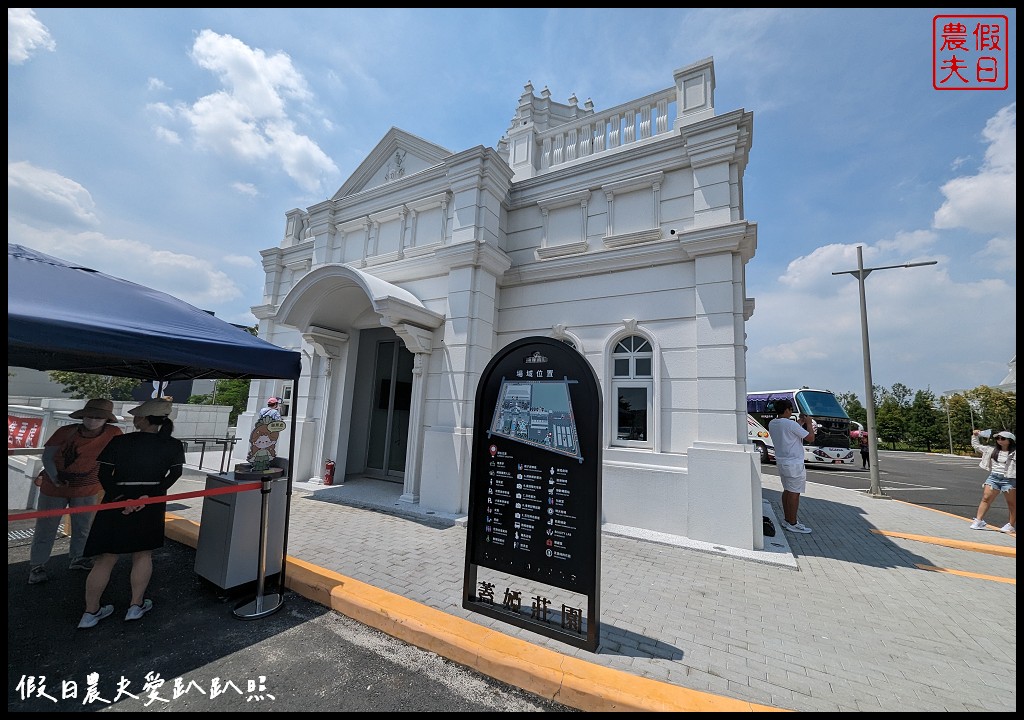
top-left (8, 242), bottom-right (301, 617)
top-left (8, 243), bottom-right (300, 381)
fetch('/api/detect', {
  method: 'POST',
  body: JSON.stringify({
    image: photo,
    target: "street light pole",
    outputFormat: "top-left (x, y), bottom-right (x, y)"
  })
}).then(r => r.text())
top-left (833, 246), bottom-right (937, 498)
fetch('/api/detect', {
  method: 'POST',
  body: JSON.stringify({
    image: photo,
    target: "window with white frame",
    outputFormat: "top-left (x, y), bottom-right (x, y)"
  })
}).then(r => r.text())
top-left (611, 335), bottom-right (653, 445)
top-left (280, 384), bottom-right (292, 418)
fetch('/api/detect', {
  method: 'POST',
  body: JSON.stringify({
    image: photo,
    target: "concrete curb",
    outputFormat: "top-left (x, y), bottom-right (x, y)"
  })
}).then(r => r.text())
top-left (165, 514), bottom-right (787, 712)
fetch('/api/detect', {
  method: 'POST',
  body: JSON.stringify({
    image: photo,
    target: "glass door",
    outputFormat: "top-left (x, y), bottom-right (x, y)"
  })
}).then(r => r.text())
top-left (365, 340), bottom-right (414, 481)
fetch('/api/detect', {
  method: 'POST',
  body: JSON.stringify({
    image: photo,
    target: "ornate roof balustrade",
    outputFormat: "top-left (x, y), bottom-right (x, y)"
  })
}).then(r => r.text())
top-left (536, 86), bottom-right (677, 173)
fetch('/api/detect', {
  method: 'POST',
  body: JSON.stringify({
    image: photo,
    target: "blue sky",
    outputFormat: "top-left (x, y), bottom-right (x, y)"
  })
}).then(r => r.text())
top-left (8, 8), bottom-right (1016, 401)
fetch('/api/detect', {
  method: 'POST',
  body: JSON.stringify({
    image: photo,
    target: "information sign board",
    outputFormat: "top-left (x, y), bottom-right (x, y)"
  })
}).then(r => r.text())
top-left (462, 337), bottom-right (602, 650)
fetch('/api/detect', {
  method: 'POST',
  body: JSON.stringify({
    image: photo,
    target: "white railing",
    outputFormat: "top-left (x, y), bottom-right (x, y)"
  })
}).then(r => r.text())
top-left (537, 86), bottom-right (677, 173)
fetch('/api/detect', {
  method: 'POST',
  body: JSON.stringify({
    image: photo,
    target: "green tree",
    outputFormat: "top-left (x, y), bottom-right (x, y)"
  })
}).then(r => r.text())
top-left (942, 393), bottom-right (977, 454)
top-left (189, 378), bottom-right (251, 425)
top-left (832, 382), bottom-right (1014, 454)
top-left (888, 382), bottom-right (913, 409)
top-left (187, 324), bottom-right (258, 425)
top-left (875, 392), bottom-right (904, 448)
top-left (47, 371), bottom-right (139, 400)
top-left (837, 392), bottom-right (866, 425)
top-left (906, 389), bottom-right (944, 452)
top-left (969, 386), bottom-right (1017, 435)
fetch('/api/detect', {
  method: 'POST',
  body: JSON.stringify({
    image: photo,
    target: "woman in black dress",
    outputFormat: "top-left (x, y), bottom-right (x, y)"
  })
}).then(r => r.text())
top-left (78, 398), bottom-right (185, 628)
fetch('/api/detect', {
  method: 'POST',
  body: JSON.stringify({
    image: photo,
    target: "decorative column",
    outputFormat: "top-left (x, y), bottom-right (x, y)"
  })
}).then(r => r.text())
top-left (300, 327), bottom-right (349, 483)
top-left (388, 323), bottom-right (434, 504)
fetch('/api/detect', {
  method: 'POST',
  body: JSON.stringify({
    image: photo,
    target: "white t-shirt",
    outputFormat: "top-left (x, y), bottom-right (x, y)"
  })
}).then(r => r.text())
top-left (768, 416), bottom-right (809, 464)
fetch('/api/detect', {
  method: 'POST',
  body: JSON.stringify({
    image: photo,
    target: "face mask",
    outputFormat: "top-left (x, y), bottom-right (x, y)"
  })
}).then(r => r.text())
top-left (82, 417), bottom-right (107, 430)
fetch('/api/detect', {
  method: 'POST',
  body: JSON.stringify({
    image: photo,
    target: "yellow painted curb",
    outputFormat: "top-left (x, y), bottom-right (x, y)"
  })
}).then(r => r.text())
top-left (287, 557), bottom-right (785, 712)
top-left (165, 514), bottom-right (200, 544)
top-left (870, 529), bottom-right (1015, 557)
top-left (915, 564), bottom-right (1016, 585)
top-left (166, 514), bottom-right (787, 712)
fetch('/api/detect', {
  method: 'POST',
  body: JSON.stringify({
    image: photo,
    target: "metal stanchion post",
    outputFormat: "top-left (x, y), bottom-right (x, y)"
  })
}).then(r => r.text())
top-left (232, 475), bottom-right (284, 619)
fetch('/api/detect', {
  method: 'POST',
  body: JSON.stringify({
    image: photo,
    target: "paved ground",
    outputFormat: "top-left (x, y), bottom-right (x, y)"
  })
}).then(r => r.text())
top-left (8, 458), bottom-right (1016, 712)
top-left (7, 521), bottom-right (574, 712)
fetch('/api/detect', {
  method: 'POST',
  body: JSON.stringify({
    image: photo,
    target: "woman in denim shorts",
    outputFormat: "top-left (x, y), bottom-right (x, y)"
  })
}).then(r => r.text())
top-left (968, 430), bottom-right (1016, 533)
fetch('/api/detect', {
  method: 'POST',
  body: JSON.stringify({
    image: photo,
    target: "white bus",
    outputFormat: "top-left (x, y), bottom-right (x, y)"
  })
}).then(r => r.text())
top-left (747, 414), bottom-right (776, 464)
top-left (746, 388), bottom-right (856, 465)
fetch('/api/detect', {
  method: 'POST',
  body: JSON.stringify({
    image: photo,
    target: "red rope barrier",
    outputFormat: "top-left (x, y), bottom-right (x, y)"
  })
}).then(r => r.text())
top-left (7, 481), bottom-right (263, 522)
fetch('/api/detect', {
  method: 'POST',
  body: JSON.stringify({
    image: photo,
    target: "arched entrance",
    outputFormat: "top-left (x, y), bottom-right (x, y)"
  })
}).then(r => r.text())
top-left (274, 263), bottom-right (444, 493)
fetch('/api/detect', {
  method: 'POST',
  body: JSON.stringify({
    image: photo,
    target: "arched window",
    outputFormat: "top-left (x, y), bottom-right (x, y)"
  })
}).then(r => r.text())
top-left (611, 335), bottom-right (653, 445)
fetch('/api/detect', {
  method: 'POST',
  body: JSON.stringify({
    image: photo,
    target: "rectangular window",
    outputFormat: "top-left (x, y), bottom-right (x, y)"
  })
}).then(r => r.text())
top-left (615, 386), bottom-right (649, 442)
top-left (280, 385), bottom-right (292, 418)
top-left (634, 357), bottom-right (652, 377)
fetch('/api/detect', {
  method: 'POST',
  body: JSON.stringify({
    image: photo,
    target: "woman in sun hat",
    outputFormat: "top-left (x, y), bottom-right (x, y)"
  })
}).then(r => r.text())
top-left (27, 398), bottom-right (123, 585)
top-left (77, 397), bottom-right (185, 628)
top-left (968, 429), bottom-right (1016, 534)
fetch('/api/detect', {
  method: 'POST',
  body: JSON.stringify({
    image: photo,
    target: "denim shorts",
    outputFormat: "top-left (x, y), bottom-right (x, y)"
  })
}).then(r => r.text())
top-left (984, 473), bottom-right (1016, 493)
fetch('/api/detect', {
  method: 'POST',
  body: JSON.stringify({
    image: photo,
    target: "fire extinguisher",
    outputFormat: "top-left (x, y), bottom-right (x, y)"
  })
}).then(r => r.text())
top-left (324, 459), bottom-right (336, 486)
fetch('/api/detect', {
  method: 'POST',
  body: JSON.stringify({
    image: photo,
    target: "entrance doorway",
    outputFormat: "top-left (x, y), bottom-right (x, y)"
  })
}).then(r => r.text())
top-left (365, 340), bottom-right (414, 482)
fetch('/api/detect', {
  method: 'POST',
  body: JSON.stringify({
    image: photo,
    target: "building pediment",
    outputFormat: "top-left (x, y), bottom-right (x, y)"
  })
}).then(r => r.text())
top-left (333, 128), bottom-right (453, 200)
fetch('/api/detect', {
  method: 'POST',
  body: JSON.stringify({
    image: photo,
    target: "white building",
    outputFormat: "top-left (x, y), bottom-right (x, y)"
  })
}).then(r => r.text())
top-left (237, 57), bottom-right (766, 551)
top-left (997, 356), bottom-right (1015, 392)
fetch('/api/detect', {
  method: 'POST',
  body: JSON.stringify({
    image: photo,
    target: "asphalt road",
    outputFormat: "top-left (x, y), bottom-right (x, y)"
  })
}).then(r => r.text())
top-left (760, 450), bottom-right (1012, 529)
top-left (7, 525), bottom-right (575, 713)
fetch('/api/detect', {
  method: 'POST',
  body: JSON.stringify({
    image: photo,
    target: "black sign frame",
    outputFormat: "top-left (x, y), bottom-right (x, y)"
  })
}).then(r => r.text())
top-left (462, 336), bottom-right (602, 651)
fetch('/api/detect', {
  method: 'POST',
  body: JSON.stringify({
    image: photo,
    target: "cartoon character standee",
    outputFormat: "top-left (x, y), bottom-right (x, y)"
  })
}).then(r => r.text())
top-left (246, 416), bottom-right (284, 472)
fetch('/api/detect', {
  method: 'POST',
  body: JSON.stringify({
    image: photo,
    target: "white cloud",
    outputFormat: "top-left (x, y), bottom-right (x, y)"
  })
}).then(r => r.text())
top-left (8, 8), bottom-right (55, 65)
top-left (747, 104), bottom-right (1016, 394)
top-left (154, 126), bottom-right (182, 144)
top-left (976, 235), bottom-right (1017, 265)
top-left (231, 181), bottom-right (259, 197)
top-left (223, 253), bottom-right (258, 267)
top-left (146, 101), bottom-right (176, 118)
top-left (747, 254), bottom-right (1014, 394)
top-left (171, 29), bottom-right (339, 193)
top-left (875, 229), bottom-right (938, 254)
top-left (681, 8), bottom-right (794, 115)
top-left (7, 161), bottom-right (250, 317)
top-left (9, 221), bottom-right (244, 311)
top-left (8, 161), bottom-right (99, 227)
top-left (933, 103), bottom-right (1016, 239)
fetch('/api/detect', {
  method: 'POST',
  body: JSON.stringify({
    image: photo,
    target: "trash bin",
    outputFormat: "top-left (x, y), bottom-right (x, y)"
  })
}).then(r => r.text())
top-left (194, 470), bottom-right (287, 590)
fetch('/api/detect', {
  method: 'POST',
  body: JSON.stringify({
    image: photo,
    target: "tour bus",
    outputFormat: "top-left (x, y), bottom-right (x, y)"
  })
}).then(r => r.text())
top-left (746, 388), bottom-right (856, 465)
top-left (747, 414), bottom-right (776, 464)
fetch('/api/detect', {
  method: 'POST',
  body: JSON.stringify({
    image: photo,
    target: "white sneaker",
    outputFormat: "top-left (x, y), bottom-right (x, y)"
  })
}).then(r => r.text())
top-left (969, 518), bottom-right (987, 530)
top-left (1000, 523), bottom-right (1015, 534)
top-left (782, 521), bottom-right (812, 534)
top-left (125, 599), bottom-right (153, 621)
top-left (78, 604), bottom-right (114, 629)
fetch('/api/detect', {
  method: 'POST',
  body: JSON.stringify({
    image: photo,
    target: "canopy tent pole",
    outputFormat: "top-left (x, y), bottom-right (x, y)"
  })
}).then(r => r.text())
top-left (276, 379), bottom-right (299, 598)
